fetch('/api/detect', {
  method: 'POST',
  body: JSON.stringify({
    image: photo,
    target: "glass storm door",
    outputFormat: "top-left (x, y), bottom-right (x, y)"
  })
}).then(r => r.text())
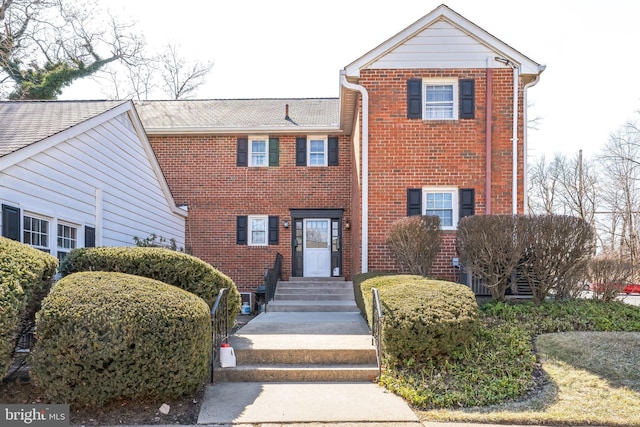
top-left (303, 219), bottom-right (331, 277)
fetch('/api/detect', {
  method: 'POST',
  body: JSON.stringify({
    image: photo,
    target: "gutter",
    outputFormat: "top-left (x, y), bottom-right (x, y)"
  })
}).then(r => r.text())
top-left (339, 70), bottom-right (369, 273)
top-left (511, 65), bottom-right (519, 215)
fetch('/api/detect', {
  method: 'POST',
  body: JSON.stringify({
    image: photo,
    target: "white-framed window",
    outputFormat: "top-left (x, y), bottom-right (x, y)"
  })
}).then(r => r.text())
top-left (57, 223), bottom-right (77, 260)
top-left (249, 136), bottom-right (268, 167)
top-left (308, 136), bottom-right (328, 166)
top-left (423, 78), bottom-right (458, 120)
top-left (23, 214), bottom-right (50, 251)
top-left (423, 187), bottom-right (459, 230)
top-left (248, 215), bottom-right (268, 246)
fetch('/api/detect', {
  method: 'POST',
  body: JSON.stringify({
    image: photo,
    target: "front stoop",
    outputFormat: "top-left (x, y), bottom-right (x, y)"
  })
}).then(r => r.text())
top-left (266, 278), bottom-right (360, 312)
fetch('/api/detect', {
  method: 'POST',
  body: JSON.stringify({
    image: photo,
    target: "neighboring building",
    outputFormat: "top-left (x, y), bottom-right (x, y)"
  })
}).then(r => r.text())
top-left (0, 100), bottom-right (187, 260)
top-left (135, 5), bottom-right (544, 293)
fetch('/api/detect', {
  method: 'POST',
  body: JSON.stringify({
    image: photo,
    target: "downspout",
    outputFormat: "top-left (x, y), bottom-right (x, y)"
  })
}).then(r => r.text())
top-left (494, 57), bottom-right (519, 214)
top-left (340, 70), bottom-right (369, 273)
top-left (485, 58), bottom-right (493, 214)
top-left (511, 65), bottom-right (520, 215)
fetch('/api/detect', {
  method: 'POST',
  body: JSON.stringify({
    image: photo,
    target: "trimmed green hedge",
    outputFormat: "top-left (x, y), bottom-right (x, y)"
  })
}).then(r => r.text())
top-left (356, 274), bottom-right (479, 364)
top-left (0, 237), bottom-right (57, 379)
top-left (31, 272), bottom-right (211, 405)
top-left (59, 246), bottom-right (240, 324)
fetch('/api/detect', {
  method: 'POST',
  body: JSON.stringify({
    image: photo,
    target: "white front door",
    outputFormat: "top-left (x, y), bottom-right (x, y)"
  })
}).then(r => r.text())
top-left (303, 219), bottom-right (331, 277)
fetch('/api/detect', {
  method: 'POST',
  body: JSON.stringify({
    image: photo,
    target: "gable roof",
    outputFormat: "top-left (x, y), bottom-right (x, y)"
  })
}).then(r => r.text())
top-left (344, 4), bottom-right (545, 77)
top-left (0, 100), bottom-right (126, 158)
top-left (0, 100), bottom-right (186, 218)
top-left (134, 98), bottom-right (340, 134)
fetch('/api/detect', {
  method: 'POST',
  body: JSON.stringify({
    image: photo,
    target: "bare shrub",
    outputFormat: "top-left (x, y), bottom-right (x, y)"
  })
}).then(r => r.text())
top-left (456, 215), bottom-right (527, 302)
top-left (520, 215), bottom-right (595, 302)
top-left (588, 257), bottom-right (634, 302)
top-left (386, 216), bottom-right (441, 277)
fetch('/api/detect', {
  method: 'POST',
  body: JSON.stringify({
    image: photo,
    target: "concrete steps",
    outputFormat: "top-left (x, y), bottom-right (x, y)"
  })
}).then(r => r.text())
top-left (267, 278), bottom-right (359, 312)
top-left (215, 312), bottom-right (378, 383)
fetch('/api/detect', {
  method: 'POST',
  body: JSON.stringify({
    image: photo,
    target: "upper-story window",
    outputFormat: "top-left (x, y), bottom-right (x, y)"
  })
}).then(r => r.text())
top-left (249, 136), bottom-right (268, 167)
top-left (308, 136), bottom-right (328, 167)
top-left (423, 78), bottom-right (458, 120)
top-left (23, 214), bottom-right (49, 251)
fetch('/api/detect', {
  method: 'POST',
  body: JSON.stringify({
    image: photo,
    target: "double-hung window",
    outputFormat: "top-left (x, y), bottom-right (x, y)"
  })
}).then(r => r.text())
top-left (423, 78), bottom-right (458, 120)
top-left (248, 215), bottom-right (268, 246)
top-left (57, 223), bottom-right (77, 260)
top-left (249, 136), bottom-right (268, 167)
top-left (423, 187), bottom-right (459, 230)
top-left (308, 136), bottom-right (327, 166)
top-left (23, 214), bottom-right (49, 251)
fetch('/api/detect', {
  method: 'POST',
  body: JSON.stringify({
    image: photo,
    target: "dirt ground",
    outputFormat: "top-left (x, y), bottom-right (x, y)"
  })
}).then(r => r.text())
top-left (0, 365), bottom-right (203, 426)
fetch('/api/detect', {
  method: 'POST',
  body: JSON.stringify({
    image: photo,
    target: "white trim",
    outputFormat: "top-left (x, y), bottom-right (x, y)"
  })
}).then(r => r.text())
top-left (248, 215), bottom-right (268, 246)
top-left (344, 4), bottom-right (545, 77)
top-left (249, 135), bottom-right (269, 167)
top-left (423, 78), bottom-right (459, 120)
top-left (307, 135), bottom-right (328, 167)
top-left (422, 186), bottom-right (459, 230)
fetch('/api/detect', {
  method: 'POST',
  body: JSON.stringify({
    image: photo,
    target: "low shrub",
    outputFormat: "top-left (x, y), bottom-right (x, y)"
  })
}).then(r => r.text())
top-left (0, 237), bottom-right (57, 379)
top-left (588, 257), bottom-right (634, 302)
top-left (30, 271), bottom-right (211, 406)
top-left (481, 299), bottom-right (640, 334)
top-left (58, 246), bottom-right (240, 324)
top-left (356, 274), bottom-right (479, 364)
top-left (380, 320), bottom-right (535, 408)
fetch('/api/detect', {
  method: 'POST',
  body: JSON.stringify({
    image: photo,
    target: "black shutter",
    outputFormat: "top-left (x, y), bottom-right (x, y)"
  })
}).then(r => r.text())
top-left (2, 204), bottom-right (20, 241)
top-left (459, 79), bottom-right (475, 119)
top-left (237, 216), bottom-right (248, 245)
top-left (296, 137), bottom-right (306, 166)
top-left (459, 188), bottom-right (475, 218)
top-left (269, 137), bottom-right (279, 166)
top-left (84, 226), bottom-right (96, 247)
top-left (328, 137), bottom-right (338, 166)
top-left (237, 137), bottom-right (248, 167)
top-left (407, 79), bottom-right (422, 119)
top-left (268, 216), bottom-right (279, 245)
top-left (407, 189), bottom-right (422, 216)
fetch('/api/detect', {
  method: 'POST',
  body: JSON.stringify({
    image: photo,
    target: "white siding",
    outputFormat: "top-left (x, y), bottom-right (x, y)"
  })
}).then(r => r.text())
top-left (0, 112), bottom-right (185, 256)
top-left (367, 20), bottom-right (505, 70)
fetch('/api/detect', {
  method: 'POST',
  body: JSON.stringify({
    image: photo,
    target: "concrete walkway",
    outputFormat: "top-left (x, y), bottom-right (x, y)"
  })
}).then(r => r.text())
top-left (197, 311), bottom-right (421, 425)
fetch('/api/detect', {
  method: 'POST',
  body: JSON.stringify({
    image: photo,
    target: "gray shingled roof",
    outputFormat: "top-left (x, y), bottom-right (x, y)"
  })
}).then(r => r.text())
top-left (0, 100), bottom-right (127, 158)
top-left (134, 99), bottom-right (340, 132)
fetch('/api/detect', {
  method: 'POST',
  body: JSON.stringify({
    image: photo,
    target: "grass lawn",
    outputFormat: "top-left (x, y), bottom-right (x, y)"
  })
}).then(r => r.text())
top-left (417, 332), bottom-right (640, 426)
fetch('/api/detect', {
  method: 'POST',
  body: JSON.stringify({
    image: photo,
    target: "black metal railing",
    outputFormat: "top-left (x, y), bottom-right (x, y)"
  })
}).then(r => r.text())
top-left (371, 287), bottom-right (383, 379)
top-left (263, 252), bottom-right (283, 312)
top-left (210, 288), bottom-right (229, 382)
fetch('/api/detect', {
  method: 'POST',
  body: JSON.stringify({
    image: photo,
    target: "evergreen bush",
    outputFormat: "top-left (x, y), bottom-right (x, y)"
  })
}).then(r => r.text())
top-left (31, 271), bottom-right (211, 405)
top-left (58, 246), bottom-right (240, 323)
top-left (0, 237), bottom-right (57, 379)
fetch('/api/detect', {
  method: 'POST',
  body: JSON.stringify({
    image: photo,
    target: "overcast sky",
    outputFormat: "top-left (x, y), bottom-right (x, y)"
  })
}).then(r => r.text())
top-left (61, 0), bottom-right (640, 161)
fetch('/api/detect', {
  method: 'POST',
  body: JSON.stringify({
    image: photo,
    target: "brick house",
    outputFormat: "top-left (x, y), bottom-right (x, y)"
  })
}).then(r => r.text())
top-left (135, 4), bottom-right (544, 294)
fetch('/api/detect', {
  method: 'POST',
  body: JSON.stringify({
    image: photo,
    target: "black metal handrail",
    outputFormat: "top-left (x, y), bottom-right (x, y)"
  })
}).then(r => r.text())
top-left (371, 287), bottom-right (383, 379)
top-left (210, 287), bottom-right (229, 382)
top-left (263, 252), bottom-right (283, 312)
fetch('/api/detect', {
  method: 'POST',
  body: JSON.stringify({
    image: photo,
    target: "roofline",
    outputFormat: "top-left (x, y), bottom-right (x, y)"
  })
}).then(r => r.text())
top-left (344, 4), bottom-right (545, 77)
top-left (143, 126), bottom-right (345, 135)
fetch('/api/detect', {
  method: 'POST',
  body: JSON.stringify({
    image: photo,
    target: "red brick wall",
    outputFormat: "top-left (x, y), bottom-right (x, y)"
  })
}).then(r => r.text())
top-left (148, 134), bottom-right (353, 293)
top-left (358, 68), bottom-right (526, 280)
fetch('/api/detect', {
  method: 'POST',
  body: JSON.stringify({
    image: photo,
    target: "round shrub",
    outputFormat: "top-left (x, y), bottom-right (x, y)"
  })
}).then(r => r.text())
top-left (58, 246), bottom-right (240, 324)
top-left (0, 237), bottom-right (57, 379)
top-left (375, 276), bottom-right (479, 365)
top-left (30, 271), bottom-right (211, 406)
